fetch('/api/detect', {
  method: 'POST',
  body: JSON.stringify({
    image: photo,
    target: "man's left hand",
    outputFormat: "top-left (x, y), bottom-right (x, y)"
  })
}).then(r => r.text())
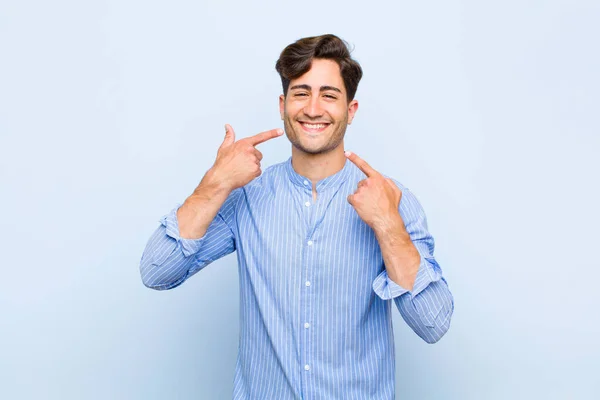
top-left (345, 151), bottom-right (405, 232)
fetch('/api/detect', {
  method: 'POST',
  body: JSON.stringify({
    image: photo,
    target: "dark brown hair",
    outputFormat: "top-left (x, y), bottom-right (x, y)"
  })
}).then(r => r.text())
top-left (275, 34), bottom-right (363, 102)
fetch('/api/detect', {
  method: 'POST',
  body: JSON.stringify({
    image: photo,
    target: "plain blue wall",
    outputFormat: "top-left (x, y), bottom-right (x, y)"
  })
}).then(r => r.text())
top-left (1, 0), bottom-right (599, 398)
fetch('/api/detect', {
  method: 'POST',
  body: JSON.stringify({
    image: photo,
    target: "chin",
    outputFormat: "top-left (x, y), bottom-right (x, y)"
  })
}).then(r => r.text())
top-left (299, 147), bottom-right (328, 155)
top-left (294, 140), bottom-right (340, 155)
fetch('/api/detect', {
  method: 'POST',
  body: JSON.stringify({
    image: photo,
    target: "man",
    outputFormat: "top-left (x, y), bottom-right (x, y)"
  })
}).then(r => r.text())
top-left (140, 34), bottom-right (454, 400)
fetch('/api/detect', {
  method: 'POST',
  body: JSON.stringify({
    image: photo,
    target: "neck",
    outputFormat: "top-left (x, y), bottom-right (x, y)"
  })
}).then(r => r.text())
top-left (290, 143), bottom-right (347, 183)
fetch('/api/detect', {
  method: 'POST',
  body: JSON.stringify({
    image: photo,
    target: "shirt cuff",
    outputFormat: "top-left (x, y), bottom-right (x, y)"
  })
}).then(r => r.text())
top-left (372, 253), bottom-right (442, 301)
top-left (159, 204), bottom-right (207, 258)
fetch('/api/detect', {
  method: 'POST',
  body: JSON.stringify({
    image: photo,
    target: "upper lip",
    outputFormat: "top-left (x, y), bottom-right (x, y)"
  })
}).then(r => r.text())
top-left (298, 121), bottom-right (331, 124)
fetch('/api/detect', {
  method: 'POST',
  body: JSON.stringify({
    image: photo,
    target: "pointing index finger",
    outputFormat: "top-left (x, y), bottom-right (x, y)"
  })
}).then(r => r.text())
top-left (247, 128), bottom-right (284, 146)
top-left (345, 150), bottom-right (378, 177)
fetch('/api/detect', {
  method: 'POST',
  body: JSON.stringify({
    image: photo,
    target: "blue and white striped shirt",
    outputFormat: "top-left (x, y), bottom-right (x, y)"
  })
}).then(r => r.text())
top-left (140, 156), bottom-right (454, 399)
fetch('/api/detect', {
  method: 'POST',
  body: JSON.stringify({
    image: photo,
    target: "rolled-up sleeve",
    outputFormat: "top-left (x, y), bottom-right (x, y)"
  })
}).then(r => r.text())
top-left (139, 189), bottom-right (241, 290)
top-left (372, 186), bottom-right (454, 343)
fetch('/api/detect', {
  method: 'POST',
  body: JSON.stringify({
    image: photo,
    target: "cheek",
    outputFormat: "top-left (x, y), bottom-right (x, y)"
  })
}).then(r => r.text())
top-left (284, 104), bottom-right (302, 119)
top-left (329, 106), bottom-right (348, 122)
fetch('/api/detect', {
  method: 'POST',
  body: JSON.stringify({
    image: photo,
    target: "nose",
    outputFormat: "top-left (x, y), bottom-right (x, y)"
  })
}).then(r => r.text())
top-left (303, 96), bottom-right (324, 119)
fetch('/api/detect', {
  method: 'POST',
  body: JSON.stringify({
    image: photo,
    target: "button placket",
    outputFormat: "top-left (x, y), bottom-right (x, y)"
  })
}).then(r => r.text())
top-left (301, 184), bottom-right (327, 384)
top-left (302, 229), bottom-right (315, 381)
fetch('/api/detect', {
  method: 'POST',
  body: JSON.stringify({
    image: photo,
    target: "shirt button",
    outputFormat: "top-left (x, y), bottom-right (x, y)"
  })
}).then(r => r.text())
top-left (307, 240), bottom-right (313, 246)
top-left (304, 201), bottom-right (311, 207)
top-left (304, 364), bottom-right (310, 371)
top-left (303, 180), bottom-right (309, 185)
top-left (304, 322), bottom-right (310, 329)
top-left (305, 281), bottom-right (311, 287)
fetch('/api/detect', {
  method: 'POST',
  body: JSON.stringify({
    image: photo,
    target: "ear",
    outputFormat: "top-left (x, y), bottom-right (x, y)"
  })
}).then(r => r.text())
top-left (279, 94), bottom-right (285, 120)
top-left (347, 100), bottom-right (359, 125)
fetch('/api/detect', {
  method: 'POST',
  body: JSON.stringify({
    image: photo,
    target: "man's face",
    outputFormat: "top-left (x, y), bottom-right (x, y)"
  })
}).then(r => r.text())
top-left (279, 59), bottom-right (358, 155)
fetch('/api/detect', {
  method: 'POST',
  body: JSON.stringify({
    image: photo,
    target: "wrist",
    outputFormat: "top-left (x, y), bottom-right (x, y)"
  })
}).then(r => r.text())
top-left (373, 213), bottom-right (407, 238)
top-left (183, 170), bottom-right (232, 215)
top-left (198, 168), bottom-right (233, 195)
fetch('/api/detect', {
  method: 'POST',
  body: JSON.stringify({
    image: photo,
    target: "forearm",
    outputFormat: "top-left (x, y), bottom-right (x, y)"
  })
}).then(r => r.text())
top-left (373, 214), bottom-right (421, 291)
top-left (368, 186), bottom-right (454, 343)
top-left (372, 213), bottom-right (454, 343)
top-left (140, 193), bottom-right (239, 290)
top-left (178, 168), bottom-right (232, 239)
top-left (140, 169), bottom-right (233, 290)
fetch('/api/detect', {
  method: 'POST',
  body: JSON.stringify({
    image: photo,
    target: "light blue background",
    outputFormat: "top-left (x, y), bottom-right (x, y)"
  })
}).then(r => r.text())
top-left (1, 0), bottom-right (599, 399)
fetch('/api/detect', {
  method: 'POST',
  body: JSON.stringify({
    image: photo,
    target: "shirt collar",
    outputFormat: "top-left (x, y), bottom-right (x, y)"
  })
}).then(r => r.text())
top-left (285, 156), bottom-right (352, 192)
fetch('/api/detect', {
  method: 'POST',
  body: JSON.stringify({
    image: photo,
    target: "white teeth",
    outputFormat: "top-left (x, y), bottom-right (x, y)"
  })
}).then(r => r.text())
top-left (303, 123), bottom-right (327, 129)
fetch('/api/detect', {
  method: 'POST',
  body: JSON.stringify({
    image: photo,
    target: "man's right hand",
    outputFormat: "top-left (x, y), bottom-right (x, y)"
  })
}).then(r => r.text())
top-left (178, 125), bottom-right (284, 239)
top-left (207, 124), bottom-right (284, 192)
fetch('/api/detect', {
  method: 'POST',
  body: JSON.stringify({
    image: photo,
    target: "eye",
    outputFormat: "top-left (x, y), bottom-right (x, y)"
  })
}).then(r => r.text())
top-left (324, 94), bottom-right (337, 99)
top-left (294, 92), bottom-right (308, 97)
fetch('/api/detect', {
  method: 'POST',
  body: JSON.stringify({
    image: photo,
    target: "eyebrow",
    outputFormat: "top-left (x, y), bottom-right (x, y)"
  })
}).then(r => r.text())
top-left (289, 84), bottom-right (342, 94)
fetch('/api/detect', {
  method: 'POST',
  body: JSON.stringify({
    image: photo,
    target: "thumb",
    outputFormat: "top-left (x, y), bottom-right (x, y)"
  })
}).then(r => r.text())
top-left (221, 124), bottom-right (236, 148)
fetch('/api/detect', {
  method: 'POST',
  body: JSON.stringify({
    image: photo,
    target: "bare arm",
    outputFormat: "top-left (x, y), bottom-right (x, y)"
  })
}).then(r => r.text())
top-left (372, 215), bottom-right (421, 291)
top-left (177, 169), bottom-right (232, 239)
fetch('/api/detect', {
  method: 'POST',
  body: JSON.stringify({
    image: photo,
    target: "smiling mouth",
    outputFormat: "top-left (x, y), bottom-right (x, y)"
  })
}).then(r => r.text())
top-left (299, 122), bottom-right (331, 135)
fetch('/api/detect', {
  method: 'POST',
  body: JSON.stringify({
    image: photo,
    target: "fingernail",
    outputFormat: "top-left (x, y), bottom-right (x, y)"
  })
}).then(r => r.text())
top-left (277, 129), bottom-right (284, 135)
top-left (345, 150), bottom-right (352, 157)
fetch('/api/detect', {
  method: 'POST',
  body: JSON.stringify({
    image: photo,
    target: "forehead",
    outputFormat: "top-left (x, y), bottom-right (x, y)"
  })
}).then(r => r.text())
top-left (290, 59), bottom-right (345, 92)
